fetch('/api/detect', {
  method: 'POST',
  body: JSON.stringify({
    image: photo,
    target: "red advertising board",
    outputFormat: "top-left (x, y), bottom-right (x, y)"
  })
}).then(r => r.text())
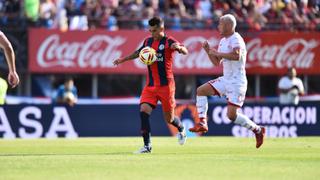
top-left (28, 28), bottom-right (320, 75)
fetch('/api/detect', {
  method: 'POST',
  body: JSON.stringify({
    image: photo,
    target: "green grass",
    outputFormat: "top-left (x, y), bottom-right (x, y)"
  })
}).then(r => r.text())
top-left (0, 137), bottom-right (319, 180)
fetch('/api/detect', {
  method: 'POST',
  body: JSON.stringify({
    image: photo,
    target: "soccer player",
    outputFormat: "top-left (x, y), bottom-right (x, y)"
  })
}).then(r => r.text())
top-left (0, 31), bottom-right (19, 89)
top-left (55, 77), bottom-right (78, 106)
top-left (189, 14), bottom-right (266, 148)
top-left (278, 67), bottom-right (304, 105)
top-left (113, 17), bottom-right (188, 153)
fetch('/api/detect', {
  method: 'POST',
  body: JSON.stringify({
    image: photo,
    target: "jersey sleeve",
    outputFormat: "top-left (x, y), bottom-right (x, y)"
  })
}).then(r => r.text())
top-left (167, 36), bottom-right (184, 47)
top-left (56, 86), bottom-right (64, 99)
top-left (218, 40), bottom-right (222, 52)
top-left (230, 36), bottom-right (241, 49)
top-left (278, 77), bottom-right (286, 89)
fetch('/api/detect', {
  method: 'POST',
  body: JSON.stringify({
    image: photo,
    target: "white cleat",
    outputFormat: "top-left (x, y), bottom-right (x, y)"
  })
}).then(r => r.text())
top-left (133, 146), bottom-right (152, 154)
top-left (177, 128), bottom-right (187, 145)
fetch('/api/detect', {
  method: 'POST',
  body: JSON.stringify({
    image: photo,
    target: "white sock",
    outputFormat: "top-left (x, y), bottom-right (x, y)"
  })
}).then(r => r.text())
top-left (234, 113), bottom-right (261, 132)
top-left (196, 96), bottom-right (208, 119)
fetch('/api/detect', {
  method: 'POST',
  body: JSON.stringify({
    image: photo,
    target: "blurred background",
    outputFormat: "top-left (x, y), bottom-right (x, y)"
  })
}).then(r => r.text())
top-left (0, 0), bottom-right (319, 138)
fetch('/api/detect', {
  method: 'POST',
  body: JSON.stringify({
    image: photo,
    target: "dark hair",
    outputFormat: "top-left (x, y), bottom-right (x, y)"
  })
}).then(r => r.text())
top-left (288, 67), bottom-right (295, 72)
top-left (148, 16), bottom-right (164, 27)
top-left (65, 76), bottom-right (74, 83)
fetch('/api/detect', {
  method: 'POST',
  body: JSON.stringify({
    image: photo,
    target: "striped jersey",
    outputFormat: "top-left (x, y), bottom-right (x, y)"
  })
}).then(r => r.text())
top-left (138, 35), bottom-right (180, 87)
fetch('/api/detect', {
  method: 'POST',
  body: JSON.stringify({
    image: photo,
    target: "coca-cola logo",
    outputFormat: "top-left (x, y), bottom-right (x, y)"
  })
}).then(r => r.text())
top-left (37, 34), bottom-right (125, 68)
top-left (246, 38), bottom-right (318, 68)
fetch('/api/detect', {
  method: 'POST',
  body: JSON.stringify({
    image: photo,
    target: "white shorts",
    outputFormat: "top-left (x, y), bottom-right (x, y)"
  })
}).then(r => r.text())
top-left (208, 77), bottom-right (247, 107)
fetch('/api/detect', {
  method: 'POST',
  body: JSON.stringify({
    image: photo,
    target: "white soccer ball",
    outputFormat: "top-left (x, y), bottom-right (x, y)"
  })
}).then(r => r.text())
top-left (139, 46), bottom-right (157, 65)
top-left (64, 91), bottom-right (75, 101)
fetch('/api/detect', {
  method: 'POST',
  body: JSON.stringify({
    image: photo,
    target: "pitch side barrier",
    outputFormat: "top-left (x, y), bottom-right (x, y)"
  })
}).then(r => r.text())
top-left (0, 102), bottom-right (319, 139)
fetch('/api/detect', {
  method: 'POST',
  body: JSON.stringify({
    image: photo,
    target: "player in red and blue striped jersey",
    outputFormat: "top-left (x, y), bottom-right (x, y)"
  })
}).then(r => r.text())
top-left (113, 17), bottom-right (188, 153)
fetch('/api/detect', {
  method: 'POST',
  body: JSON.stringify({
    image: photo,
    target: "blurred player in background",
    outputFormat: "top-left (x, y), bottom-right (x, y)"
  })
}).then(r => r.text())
top-left (189, 14), bottom-right (266, 148)
top-left (0, 31), bottom-right (20, 104)
top-left (0, 77), bottom-right (8, 104)
top-left (278, 67), bottom-right (304, 105)
top-left (55, 77), bottom-right (78, 106)
top-left (113, 16), bottom-right (188, 153)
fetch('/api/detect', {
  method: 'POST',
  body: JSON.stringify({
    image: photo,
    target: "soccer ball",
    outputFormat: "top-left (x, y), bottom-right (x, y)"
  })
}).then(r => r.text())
top-left (139, 46), bottom-right (157, 65)
top-left (64, 91), bottom-right (75, 101)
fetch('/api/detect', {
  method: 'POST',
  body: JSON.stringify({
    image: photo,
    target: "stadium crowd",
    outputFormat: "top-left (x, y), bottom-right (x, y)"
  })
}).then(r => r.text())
top-left (0, 0), bottom-right (319, 31)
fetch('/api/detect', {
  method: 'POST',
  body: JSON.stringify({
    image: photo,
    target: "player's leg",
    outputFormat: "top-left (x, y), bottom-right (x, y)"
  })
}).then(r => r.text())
top-left (163, 110), bottom-right (183, 132)
top-left (159, 82), bottom-right (186, 145)
top-left (135, 87), bottom-right (157, 154)
top-left (163, 109), bottom-right (186, 145)
top-left (189, 79), bottom-right (222, 133)
top-left (227, 104), bottom-right (260, 130)
top-left (140, 103), bottom-right (153, 148)
top-left (227, 88), bottom-right (265, 148)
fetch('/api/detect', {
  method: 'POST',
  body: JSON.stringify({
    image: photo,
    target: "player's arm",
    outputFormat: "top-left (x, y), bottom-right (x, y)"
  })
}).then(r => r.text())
top-left (297, 80), bottom-right (305, 95)
top-left (202, 41), bottom-right (221, 66)
top-left (207, 50), bottom-right (222, 66)
top-left (211, 47), bottom-right (240, 61)
top-left (278, 87), bottom-right (295, 94)
top-left (55, 88), bottom-right (65, 103)
top-left (170, 43), bottom-right (188, 55)
top-left (113, 39), bottom-right (148, 66)
top-left (299, 88), bottom-right (305, 95)
top-left (0, 31), bottom-right (19, 88)
top-left (113, 50), bottom-right (140, 66)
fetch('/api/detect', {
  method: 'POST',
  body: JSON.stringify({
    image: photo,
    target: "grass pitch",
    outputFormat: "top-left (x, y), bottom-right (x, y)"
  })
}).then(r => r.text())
top-left (0, 137), bottom-right (319, 180)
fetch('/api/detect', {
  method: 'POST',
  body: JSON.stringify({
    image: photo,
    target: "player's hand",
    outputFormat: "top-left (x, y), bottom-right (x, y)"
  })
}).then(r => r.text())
top-left (7, 71), bottom-right (19, 88)
top-left (202, 41), bottom-right (210, 53)
top-left (113, 58), bottom-right (124, 66)
top-left (170, 43), bottom-right (183, 53)
top-left (170, 43), bottom-right (179, 50)
top-left (66, 98), bottom-right (76, 107)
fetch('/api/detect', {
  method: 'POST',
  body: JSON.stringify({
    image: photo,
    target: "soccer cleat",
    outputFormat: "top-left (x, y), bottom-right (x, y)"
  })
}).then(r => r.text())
top-left (177, 127), bottom-right (187, 145)
top-left (189, 118), bottom-right (208, 133)
top-left (254, 126), bottom-right (266, 149)
top-left (133, 146), bottom-right (152, 154)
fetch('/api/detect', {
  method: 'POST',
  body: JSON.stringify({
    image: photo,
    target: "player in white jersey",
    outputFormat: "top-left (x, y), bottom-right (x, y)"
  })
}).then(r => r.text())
top-left (278, 67), bottom-right (304, 105)
top-left (189, 14), bottom-right (265, 148)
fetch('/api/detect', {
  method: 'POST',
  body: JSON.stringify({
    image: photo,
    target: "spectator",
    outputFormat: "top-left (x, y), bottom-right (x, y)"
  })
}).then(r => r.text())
top-left (55, 77), bottom-right (78, 106)
top-left (246, 0), bottom-right (267, 30)
top-left (195, 0), bottom-right (213, 20)
top-left (65, 0), bottom-right (88, 30)
top-left (39, 0), bottom-right (56, 28)
top-left (85, 0), bottom-right (104, 28)
top-left (281, 0), bottom-right (306, 30)
top-left (264, 0), bottom-right (283, 29)
top-left (278, 67), bottom-right (304, 105)
top-left (100, 6), bottom-right (118, 30)
top-left (24, 0), bottom-right (40, 24)
top-left (2, 0), bottom-right (319, 30)
top-left (54, 0), bottom-right (69, 31)
top-left (140, 2), bottom-right (155, 29)
top-left (0, 0), bottom-right (21, 26)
